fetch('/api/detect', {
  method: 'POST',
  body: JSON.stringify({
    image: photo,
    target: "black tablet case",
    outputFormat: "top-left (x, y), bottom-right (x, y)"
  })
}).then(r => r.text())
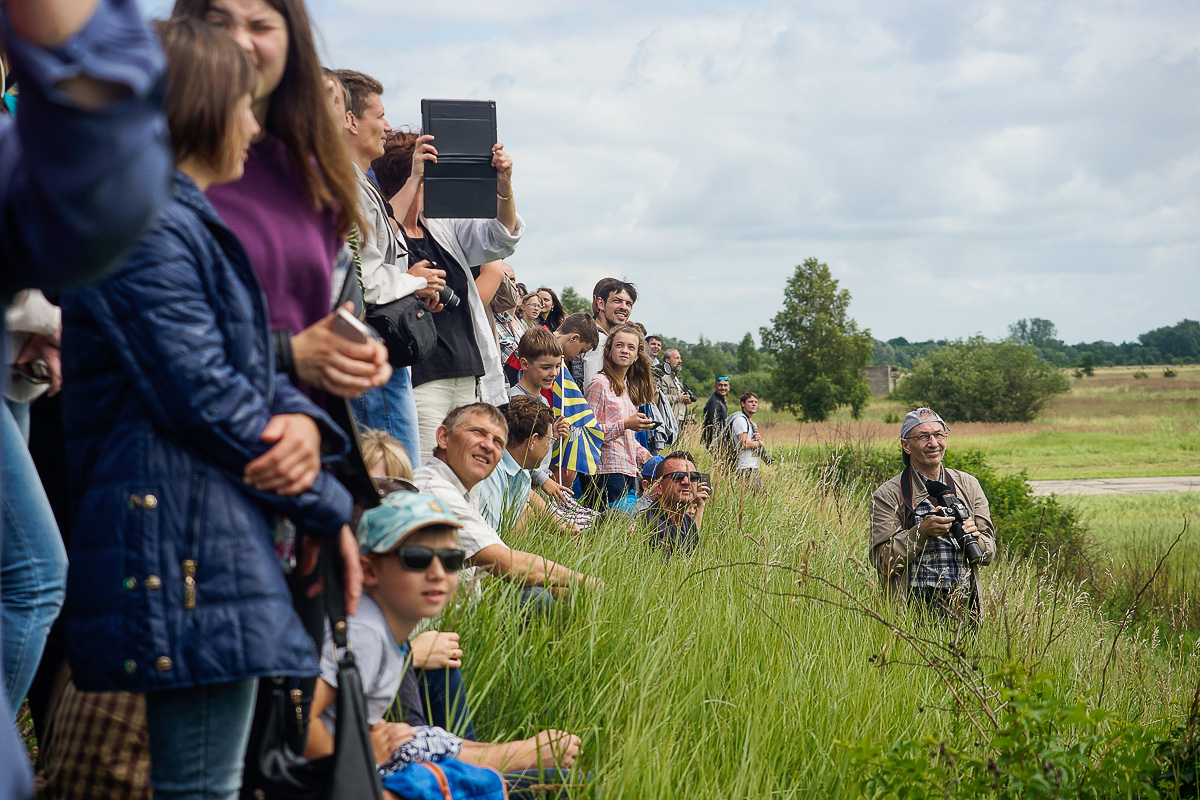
top-left (420, 99), bottom-right (497, 219)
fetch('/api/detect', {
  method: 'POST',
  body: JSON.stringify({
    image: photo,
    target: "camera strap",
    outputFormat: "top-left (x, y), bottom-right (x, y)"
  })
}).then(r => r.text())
top-left (899, 467), bottom-right (958, 530)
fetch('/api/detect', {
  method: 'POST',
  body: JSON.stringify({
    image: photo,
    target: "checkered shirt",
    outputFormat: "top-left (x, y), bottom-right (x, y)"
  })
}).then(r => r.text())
top-left (908, 490), bottom-right (971, 591)
top-left (583, 374), bottom-right (649, 478)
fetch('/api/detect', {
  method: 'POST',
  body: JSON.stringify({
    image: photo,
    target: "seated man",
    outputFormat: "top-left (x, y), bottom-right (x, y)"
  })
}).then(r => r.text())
top-left (869, 407), bottom-right (997, 617)
top-left (477, 396), bottom-right (599, 536)
top-left (307, 491), bottom-right (581, 791)
top-left (634, 450), bottom-right (710, 559)
top-left (413, 403), bottom-right (601, 603)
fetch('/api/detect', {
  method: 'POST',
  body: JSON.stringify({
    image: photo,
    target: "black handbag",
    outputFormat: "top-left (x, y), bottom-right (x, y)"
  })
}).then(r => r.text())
top-left (240, 548), bottom-right (384, 800)
top-left (365, 294), bottom-right (437, 368)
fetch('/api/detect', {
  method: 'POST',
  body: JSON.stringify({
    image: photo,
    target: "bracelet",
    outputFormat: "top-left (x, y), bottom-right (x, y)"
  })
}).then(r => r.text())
top-left (496, 189), bottom-right (513, 201)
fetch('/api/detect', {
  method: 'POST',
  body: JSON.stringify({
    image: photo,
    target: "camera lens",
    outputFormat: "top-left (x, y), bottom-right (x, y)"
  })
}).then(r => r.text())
top-left (439, 286), bottom-right (461, 310)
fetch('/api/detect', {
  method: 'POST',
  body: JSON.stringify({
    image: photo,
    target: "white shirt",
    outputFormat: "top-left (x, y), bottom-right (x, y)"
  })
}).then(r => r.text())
top-left (413, 457), bottom-right (505, 591)
top-left (729, 412), bottom-right (760, 471)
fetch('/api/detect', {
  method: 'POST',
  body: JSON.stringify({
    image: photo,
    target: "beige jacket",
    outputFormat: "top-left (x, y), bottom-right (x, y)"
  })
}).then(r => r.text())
top-left (869, 467), bottom-right (997, 609)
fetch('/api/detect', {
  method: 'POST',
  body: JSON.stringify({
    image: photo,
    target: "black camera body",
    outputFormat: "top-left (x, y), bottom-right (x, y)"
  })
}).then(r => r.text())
top-left (924, 479), bottom-right (983, 565)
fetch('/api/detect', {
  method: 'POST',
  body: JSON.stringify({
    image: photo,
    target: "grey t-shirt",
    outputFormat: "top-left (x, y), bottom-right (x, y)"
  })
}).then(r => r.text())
top-left (319, 594), bottom-right (408, 729)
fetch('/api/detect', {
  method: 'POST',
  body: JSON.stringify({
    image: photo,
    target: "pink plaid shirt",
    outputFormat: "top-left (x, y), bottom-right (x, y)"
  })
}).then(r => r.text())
top-left (584, 374), bottom-right (649, 477)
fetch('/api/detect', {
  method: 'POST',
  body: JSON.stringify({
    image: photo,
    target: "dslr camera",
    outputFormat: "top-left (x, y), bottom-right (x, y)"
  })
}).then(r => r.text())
top-left (924, 479), bottom-right (983, 565)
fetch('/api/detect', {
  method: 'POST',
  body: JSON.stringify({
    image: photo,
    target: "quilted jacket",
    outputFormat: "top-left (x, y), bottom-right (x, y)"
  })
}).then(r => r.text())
top-left (61, 172), bottom-right (352, 692)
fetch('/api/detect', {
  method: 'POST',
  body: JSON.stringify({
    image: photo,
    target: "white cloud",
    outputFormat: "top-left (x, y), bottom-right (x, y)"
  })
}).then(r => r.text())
top-left (138, 0), bottom-right (1200, 346)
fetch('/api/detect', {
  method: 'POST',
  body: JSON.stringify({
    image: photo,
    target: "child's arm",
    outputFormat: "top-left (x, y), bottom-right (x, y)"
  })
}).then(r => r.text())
top-left (305, 677), bottom-right (414, 765)
top-left (304, 679), bottom-right (338, 759)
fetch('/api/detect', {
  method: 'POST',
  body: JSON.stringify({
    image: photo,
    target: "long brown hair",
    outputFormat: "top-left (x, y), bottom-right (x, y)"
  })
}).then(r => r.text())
top-left (601, 324), bottom-right (652, 406)
top-left (172, 0), bottom-right (359, 237)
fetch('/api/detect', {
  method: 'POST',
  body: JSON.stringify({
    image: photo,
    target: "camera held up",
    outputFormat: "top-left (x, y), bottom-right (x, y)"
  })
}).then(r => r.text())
top-left (924, 479), bottom-right (984, 565)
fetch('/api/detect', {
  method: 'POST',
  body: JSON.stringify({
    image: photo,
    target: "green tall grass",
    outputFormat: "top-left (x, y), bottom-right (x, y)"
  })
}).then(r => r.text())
top-left (439, 453), bottom-right (1200, 797)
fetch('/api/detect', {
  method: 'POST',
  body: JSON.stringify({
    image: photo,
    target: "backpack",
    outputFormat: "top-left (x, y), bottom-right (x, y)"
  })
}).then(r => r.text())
top-left (715, 410), bottom-right (748, 467)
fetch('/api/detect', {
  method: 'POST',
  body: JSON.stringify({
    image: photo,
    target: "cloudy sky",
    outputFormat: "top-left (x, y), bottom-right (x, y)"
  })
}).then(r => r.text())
top-left (139, 0), bottom-right (1200, 346)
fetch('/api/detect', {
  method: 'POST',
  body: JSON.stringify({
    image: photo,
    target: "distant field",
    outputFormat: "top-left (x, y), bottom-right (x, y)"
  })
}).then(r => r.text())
top-left (752, 365), bottom-right (1200, 480)
top-left (1067, 491), bottom-right (1200, 550)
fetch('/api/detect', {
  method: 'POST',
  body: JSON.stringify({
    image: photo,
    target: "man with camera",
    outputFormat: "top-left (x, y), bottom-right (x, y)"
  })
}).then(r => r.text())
top-left (869, 408), bottom-right (996, 616)
top-left (658, 349), bottom-right (696, 428)
top-left (634, 451), bottom-right (710, 560)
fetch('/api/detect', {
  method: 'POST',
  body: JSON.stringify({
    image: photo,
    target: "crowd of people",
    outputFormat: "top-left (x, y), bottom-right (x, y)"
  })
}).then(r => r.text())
top-left (0, 1), bottom-right (997, 798)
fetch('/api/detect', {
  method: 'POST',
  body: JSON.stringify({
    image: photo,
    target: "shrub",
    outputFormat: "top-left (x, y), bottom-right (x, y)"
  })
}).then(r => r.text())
top-left (1164, 368), bottom-right (1178, 378)
top-left (847, 666), bottom-right (1174, 799)
top-left (894, 338), bottom-right (1070, 423)
top-left (1133, 371), bottom-right (1149, 379)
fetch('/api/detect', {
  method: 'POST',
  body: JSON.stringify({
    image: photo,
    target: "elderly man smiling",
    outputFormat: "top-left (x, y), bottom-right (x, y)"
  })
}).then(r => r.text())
top-left (413, 403), bottom-right (599, 603)
top-left (869, 408), bottom-right (996, 617)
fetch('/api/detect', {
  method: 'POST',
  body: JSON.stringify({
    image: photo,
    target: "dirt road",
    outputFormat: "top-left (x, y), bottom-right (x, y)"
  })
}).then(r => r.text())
top-left (1028, 476), bottom-right (1200, 497)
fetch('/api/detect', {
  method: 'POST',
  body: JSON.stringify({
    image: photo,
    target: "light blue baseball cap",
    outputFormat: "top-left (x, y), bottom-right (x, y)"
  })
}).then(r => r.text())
top-left (357, 491), bottom-right (462, 555)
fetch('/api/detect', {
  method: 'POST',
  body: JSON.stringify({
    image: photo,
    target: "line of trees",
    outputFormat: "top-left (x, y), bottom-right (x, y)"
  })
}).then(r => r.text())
top-left (874, 318), bottom-right (1200, 369)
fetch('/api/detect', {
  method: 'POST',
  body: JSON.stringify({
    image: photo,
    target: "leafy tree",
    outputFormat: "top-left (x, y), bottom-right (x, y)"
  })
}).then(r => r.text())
top-left (1077, 352), bottom-right (1095, 377)
top-left (735, 332), bottom-right (760, 374)
top-left (1139, 319), bottom-right (1200, 361)
top-left (1008, 317), bottom-right (1060, 349)
top-left (894, 337), bottom-right (1069, 423)
top-left (759, 257), bottom-right (873, 421)
top-left (559, 286), bottom-right (590, 316)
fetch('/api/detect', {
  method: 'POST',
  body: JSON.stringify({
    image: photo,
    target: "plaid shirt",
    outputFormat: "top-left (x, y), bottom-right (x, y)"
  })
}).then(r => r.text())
top-left (584, 374), bottom-right (649, 477)
top-left (908, 475), bottom-right (971, 591)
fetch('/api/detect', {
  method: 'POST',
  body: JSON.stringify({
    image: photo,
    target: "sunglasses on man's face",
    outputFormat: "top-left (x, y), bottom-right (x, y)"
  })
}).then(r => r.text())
top-left (664, 471), bottom-right (703, 484)
top-left (393, 547), bottom-right (466, 572)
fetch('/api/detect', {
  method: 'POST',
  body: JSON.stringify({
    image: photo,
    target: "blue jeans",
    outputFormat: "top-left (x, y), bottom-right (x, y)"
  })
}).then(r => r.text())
top-left (145, 678), bottom-right (258, 800)
top-left (1, 400), bottom-right (67, 711)
top-left (579, 473), bottom-right (634, 511)
top-left (350, 366), bottom-right (422, 468)
top-left (415, 666), bottom-right (477, 740)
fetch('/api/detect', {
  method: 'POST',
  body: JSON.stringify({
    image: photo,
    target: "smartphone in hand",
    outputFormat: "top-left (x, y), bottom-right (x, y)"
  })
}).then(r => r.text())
top-left (331, 308), bottom-right (373, 344)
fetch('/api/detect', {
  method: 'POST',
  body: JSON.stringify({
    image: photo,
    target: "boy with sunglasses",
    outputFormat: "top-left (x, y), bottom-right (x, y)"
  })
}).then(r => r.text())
top-left (637, 450), bottom-right (710, 559)
top-left (307, 490), bottom-right (465, 767)
top-left (308, 490), bottom-right (583, 779)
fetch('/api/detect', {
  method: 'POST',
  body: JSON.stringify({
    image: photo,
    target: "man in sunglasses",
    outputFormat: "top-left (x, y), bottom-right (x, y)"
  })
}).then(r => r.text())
top-left (869, 408), bottom-right (996, 617)
top-left (636, 450), bottom-right (710, 559)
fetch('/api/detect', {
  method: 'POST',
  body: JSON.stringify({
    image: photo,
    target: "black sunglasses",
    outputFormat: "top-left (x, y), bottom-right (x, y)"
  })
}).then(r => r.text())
top-left (394, 547), bottom-right (466, 572)
top-left (664, 471), bottom-right (703, 483)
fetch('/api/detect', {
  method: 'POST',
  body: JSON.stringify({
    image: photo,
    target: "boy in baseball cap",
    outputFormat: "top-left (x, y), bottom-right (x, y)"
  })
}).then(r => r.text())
top-left (307, 491), bottom-right (464, 762)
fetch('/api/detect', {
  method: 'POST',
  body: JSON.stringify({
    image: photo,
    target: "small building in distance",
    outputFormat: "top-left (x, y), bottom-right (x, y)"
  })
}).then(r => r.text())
top-left (863, 365), bottom-right (899, 397)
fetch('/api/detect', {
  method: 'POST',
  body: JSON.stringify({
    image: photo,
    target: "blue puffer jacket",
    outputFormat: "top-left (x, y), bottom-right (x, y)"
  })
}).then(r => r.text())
top-left (61, 172), bottom-right (353, 693)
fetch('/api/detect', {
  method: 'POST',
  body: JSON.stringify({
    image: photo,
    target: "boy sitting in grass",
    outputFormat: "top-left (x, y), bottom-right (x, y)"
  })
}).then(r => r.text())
top-left (306, 490), bottom-right (581, 789)
top-left (478, 396), bottom-right (600, 535)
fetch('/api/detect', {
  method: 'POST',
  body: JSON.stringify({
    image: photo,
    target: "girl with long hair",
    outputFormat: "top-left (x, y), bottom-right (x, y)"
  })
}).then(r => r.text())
top-left (172, 0), bottom-right (390, 400)
top-left (536, 286), bottom-right (565, 331)
top-left (581, 324), bottom-right (657, 508)
top-left (59, 20), bottom-right (356, 799)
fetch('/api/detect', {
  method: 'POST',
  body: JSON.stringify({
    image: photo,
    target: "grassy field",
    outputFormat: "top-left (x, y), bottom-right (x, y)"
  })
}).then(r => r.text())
top-left (1068, 492), bottom-right (1200, 550)
top-left (447, 440), bottom-right (1200, 798)
top-left (751, 365), bottom-right (1200, 480)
